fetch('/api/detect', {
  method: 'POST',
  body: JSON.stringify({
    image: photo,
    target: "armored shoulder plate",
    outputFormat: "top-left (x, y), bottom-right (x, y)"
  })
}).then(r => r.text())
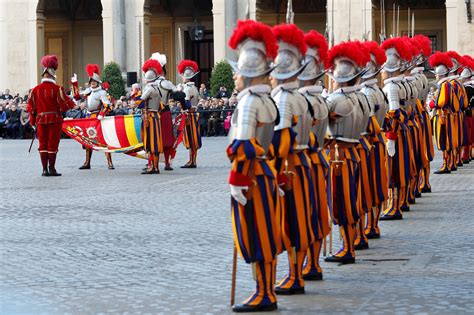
top-left (303, 92), bottom-right (328, 149)
top-left (142, 83), bottom-right (162, 111)
top-left (383, 82), bottom-right (402, 111)
top-left (355, 92), bottom-right (371, 136)
top-left (87, 88), bottom-right (107, 112)
top-left (326, 91), bottom-right (361, 142)
top-left (229, 91), bottom-right (277, 154)
top-left (184, 83), bottom-right (199, 108)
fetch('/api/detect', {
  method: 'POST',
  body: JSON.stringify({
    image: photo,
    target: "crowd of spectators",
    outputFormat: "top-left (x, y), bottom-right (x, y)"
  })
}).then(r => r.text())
top-left (1, 82), bottom-right (236, 140)
top-left (0, 89), bottom-right (33, 139)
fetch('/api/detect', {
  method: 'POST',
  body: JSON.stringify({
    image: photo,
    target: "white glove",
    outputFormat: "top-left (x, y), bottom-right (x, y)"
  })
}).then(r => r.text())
top-left (71, 73), bottom-right (78, 83)
top-left (97, 115), bottom-right (104, 120)
top-left (278, 186), bottom-right (285, 197)
top-left (386, 139), bottom-right (396, 157)
top-left (230, 184), bottom-right (248, 206)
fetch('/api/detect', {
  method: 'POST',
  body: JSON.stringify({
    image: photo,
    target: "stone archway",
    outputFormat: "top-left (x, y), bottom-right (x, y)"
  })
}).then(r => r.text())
top-left (36, 0), bottom-right (103, 88)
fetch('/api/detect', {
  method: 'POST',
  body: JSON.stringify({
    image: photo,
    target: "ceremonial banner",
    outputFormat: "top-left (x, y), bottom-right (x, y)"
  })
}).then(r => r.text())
top-left (62, 115), bottom-right (146, 158)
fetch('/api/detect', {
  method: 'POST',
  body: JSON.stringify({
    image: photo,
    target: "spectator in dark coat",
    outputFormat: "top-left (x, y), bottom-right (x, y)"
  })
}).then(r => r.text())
top-left (6, 103), bottom-right (21, 138)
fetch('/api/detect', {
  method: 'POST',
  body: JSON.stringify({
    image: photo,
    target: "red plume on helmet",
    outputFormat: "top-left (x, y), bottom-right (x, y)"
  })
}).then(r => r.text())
top-left (326, 41), bottom-right (370, 69)
top-left (362, 41), bottom-right (386, 66)
top-left (41, 55), bottom-right (59, 70)
top-left (142, 59), bottom-right (163, 75)
top-left (102, 82), bottom-right (110, 90)
top-left (381, 37), bottom-right (412, 62)
top-left (272, 24), bottom-right (307, 56)
top-left (178, 60), bottom-right (199, 75)
top-left (86, 64), bottom-right (100, 77)
top-left (402, 36), bottom-right (418, 60)
top-left (228, 20), bottom-right (278, 59)
top-left (462, 55), bottom-right (474, 69)
top-left (429, 52), bottom-right (453, 68)
top-left (304, 30), bottom-right (328, 62)
top-left (447, 51), bottom-right (463, 64)
top-left (412, 35), bottom-right (432, 56)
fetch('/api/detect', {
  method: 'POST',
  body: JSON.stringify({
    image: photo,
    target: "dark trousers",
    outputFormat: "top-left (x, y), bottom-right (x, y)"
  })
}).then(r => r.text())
top-left (6, 122), bottom-right (20, 138)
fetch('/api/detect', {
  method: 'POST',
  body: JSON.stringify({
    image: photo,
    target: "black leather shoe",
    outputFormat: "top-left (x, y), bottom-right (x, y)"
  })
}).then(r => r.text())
top-left (302, 272), bottom-right (323, 281)
top-left (380, 213), bottom-right (403, 220)
top-left (181, 164), bottom-right (197, 168)
top-left (355, 242), bottom-right (369, 250)
top-left (400, 205), bottom-right (410, 212)
top-left (434, 168), bottom-right (450, 174)
top-left (48, 167), bottom-right (61, 176)
top-left (141, 169), bottom-right (159, 174)
top-left (79, 165), bottom-right (91, 170)
top-left (324, 255), bottom-right (355, 264)
top-left (365, 230), bottom-right (381, 239)
top-left (462, 160), bottom-right (469, 164)
top-left (421, 186), bottom-right (431, 193)
top-left (164, 165), bottom-right (173, 171)
top-left (408, 198), bottom-right (416, 204)
top-left (275, 286), bottom-right (305, 295)
top-left (456, 161), bottom-right (463, 167)
top-left (108, 165), bottom-right (115, 170)
top-left (42, 169), bottom-right (50, 177)
top-left (415, 192), bottom-right (422, 198)
top-left (232, 303), bottom-right (277, 313)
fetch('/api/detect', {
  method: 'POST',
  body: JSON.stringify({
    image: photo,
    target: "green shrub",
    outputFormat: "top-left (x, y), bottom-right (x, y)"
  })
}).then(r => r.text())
top-left (209, 60), bottom-right (235, 97)
top-left (101, 62), bottom-right (126, 99)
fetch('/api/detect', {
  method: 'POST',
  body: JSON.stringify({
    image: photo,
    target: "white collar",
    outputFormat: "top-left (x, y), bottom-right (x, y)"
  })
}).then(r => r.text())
top-left (411, 67), bottom-right (424, 74)
top-left (405, 76), bottom-right (415, 82)
top-left (271, 81), bottom-right (299, 97)
top-left (41, 78), bottom-right (56, 84)
top-left (437, 77), bottom-right (450, 85)
top-left (237, 84), bottom-right (271, 101)
top-left (333, 85), bottom-right (359, 93)
top-left (384, 75), bottom-right (404, 85)
top-left (464, 80), bottom-right (474, 86)
top-left (298, 85), bottom-right (323, 94)
top-left (185, 82), bottom-right (195, 87)
top-left (91, 86), bottom-right (102, 92)
top-left (360, 78), bottom-right (378, 87)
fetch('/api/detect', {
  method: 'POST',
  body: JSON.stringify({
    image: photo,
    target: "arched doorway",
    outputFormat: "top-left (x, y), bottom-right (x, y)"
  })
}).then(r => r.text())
top-left (144, 0), bottom-right (213, 85)
top-left (36, 0), bottom-right (103, 88)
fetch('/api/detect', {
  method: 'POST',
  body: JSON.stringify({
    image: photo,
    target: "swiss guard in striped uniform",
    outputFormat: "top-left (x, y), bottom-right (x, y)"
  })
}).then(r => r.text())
top-left (270, 23), bottom-right (315, 294)
top-left (141, 59), bottom-right (164, 174)
top-left (379, 38), bottom-right (411, 221)
top-left (324, 41), bottom-right (369, 263)
top-left (27, 55), bottom-right (75, 176)
top-left (151, 52), bottom-right (177, 171)
top-left (410, 35), bottom-right (434, 193)
top-left (459, 56), bottom-right (474, 163)
top-left (447, 51), bottom-right (469, 169)
top-left (297, 30), bottom-right (331, 280)
top-left (73, 64), bottom-right (114, 170)
top-left (429, 52), bottom-right (454, 174)
top-left (177, 60), bottom-right (201, 168)
top-left (359, 41), bottom-right (388, 239)
top-left (227, 20), bottom-right (281, 312)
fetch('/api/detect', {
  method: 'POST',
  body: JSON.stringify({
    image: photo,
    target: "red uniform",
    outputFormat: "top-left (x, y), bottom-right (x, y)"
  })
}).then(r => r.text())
top-left (27, 78), bottom-right (75, 173)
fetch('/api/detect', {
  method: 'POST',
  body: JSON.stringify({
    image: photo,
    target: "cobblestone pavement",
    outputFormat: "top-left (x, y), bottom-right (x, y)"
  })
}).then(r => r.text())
top-left (1, 138), bottom-right (473, 314)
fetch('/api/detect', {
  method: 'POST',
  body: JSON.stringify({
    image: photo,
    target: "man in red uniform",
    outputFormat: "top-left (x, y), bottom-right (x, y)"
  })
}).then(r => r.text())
top-left (27, 55), bottom-right (75, 176)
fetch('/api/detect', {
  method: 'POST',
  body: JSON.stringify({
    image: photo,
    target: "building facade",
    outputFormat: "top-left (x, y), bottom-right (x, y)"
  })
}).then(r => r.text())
top-left (1, 0), bottom-right (473, 94)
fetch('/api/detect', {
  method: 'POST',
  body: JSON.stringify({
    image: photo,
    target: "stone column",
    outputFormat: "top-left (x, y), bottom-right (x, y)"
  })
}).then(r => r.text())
top-left (446, 0), bottom-right (474, 54)
top-left (0, 1), bottom-right (7, 90)
top-left (212, 0), bottom-right (226, 63)
top-left (101, 0), bottom-right (114, 65)
top-left (327, 0), bottom-right (373, 45)
top-left (225, 0), bottom-right (237, 60)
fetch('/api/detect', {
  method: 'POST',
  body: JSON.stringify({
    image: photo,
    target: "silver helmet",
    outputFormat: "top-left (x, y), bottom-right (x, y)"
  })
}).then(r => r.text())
top-left (271, 41), bottom-right (306, 80)
top-left (229, 39), bottom-right (274, 78)
top-left (362, 54), bottom-right (380, 79)
top-left (449, 57), bottom-right (460, 74)
top-left (298, 47), bottom-right (324, 81)
top-left (329, 57), bottom-right (361, 83)
top-left (431, 64), bottom-right (450, 76)
top-left (383, 47), bottom-right (402, 73)
top-left (144, 69), bottom-right (159, 82)
top-left (460, 67), bottom-right (473, 79)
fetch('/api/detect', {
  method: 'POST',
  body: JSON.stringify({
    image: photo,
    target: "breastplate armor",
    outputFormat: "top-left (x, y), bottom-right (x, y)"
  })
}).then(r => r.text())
top-left (184, 83), bottom-right (199, 108)
top-left (142, 83), bottom-right (162, 111)
top-left (326, 91), bottom-right (361, 142)
top-left (383, 81), bottom-right (405, 111)
top-left (229, 87), bottom-right (277, 154)
top-left (355, 92), bottom-right (371, 136)
top-left (86, 88), bottom-right (107, 112)
top-left (303, 90), bottom-right (328, 149)
top-left (361, 84), bottom-right (388, 128)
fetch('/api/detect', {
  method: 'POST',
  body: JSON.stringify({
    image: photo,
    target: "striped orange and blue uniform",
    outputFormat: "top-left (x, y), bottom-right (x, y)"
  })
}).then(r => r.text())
top-left (183, 110), bottom-right (202, 151)
top-left (417, 99), bottom-right (434, 191)
top-left (272, 127), bottom-right (315, 290)
top-left (227, 138), bottom-right (281, 306)
top-left (303, 133), bottom-right (331, 277)
top-left (142, 111), bottom-right (163, 154)
top-left (433, 80), bottom-right (453, 152)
